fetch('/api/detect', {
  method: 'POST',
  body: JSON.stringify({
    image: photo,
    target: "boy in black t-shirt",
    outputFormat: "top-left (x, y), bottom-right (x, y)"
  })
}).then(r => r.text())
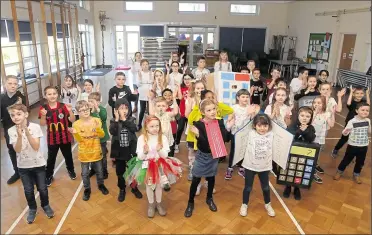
top-left (332, 86), bottom-right (370, 157)
top-left (0, 75), bottom-right (26, 184)
top-left (250, 68), bottom-right (264, 105)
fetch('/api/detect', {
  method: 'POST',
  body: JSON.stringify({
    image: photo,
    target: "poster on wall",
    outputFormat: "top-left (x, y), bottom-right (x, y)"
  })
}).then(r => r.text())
top-left (216, 71), bottom-right (250, 107)
top-left (307, 33), bottom-right (332, 62)
top-left (276, 142), bottom-right (321, 189)
top-left (233, 120), bottom-right (293, 170)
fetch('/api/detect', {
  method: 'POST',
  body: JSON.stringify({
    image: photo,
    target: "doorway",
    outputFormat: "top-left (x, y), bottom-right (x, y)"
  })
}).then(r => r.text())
top-left (114, 25), bottom-right (140, 66)
top-left (338, 34), bottom-right (357, 70)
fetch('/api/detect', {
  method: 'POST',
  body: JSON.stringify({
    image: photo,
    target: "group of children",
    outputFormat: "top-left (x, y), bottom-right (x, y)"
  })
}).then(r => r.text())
top-left (1, 50), bottom-right (370, 224)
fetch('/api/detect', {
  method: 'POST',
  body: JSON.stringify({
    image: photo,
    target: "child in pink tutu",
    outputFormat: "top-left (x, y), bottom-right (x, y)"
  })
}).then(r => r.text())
top-left (125, 115), bottom-right (182, 218)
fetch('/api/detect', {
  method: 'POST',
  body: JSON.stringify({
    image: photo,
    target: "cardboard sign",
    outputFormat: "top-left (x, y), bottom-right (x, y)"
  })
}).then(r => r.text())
top-left (298, 96), bottom-right (317, 107)
top-left (276, 142), bottom-right (320, 189)
top-left (216, 71), bottom-right (250, 107)
top-left (233, 120), bottom-right (293, 170)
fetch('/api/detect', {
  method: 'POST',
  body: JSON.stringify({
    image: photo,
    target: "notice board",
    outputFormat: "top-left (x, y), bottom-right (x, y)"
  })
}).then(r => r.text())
top-left (307, 33), bottom-right (332, 62)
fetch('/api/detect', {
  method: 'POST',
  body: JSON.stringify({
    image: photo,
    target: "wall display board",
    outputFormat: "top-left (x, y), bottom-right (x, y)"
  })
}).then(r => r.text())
top-left (307, 33), bottom-right (332, 62)
top-left (276, 142), bottom-right (321, 189)
top-left (216, 71), bottom-right (250, 107)
top-left (233, 120), bottom-right (293, 170)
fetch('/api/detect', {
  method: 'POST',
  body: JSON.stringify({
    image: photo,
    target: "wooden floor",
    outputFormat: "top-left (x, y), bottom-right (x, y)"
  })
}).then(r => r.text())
top-left (1, 70), bottom-right (371, 234)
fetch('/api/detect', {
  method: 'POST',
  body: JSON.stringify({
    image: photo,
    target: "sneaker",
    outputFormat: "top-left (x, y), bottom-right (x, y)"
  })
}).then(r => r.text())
top-left (313, 174), bottom-right (323, 184)
top-left (265, 203), bottom-right (276, 217)
top-left (331, 149), bottom-right (338, 158)
top-left (316, 165), bottom-right (324, 174)
top-left (42, 205), bottom-right (55, 218)
top-left (238, 167), bottom-right (245, 178)
top-left (283, 185), bottom-right (291, 198)
top-left (68, 170), bottom-right (77, 180)
top-left (175, 144), bottom-right (180, 153)
top-left (353, 175), bottom-right (362, 184)
top-left (7, 173), bottom-right (20, 184)
top-left (83, 188), bottom-right (91, 201)
top-left (206, 198), bottom-right (217, 212)
top-left (26, 209), bottom-right (37, 224)
top-left (195, 183), bottom-right (202, 196)
top-left (131, 187), bottom-right (143, 199)
top-left (204, 181), bottom-right (216, 194)
top-left (118, 190), bottom-right (126, 202)
top-left (225, 168), bottom-right (233, 180)
top-left (156, 202), bottom-right (167, 216)
top-left (148, 202), bottom-right (156, 218)
top-left (293, 187), bottom-right (301, 200)
top-left (333, 171), bottom-right (342, 181)
top-left (46, 176), bottom-right (53, 187)
top-left (240, 204), bottom-right (248, 217)
top-left (98, 184), bottom-right (109, 195)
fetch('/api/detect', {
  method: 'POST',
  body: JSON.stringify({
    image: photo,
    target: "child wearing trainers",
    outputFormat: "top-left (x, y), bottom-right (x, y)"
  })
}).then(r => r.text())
top-left (192, 56), bottom-right (210, 83)
top-left (239, 114), bottom-right (276, 217)
top-left (39, 86), bottom-right (76, 186)
top-left (332, 86), bottom-right (370, 157)
top-left (184, 99), bottom-right (230, 218)
top-left (108, 72), bottom-right (138, 117)
top-left (88, 92), bottom-right (110, 179)
top-left (110, 98), bottom-right (143, 202)
top-left (285, 106), bottom-right (316, 200)
top-left (225, 89), bottom-right (260, 180)
top-left (70, 100), bottom-right (109, 201)
top-left (125, 115), bottom-right (182, 218)
top-left (334, 103), bottom-right (371, 184)
top-left (162, 89), bottom-right (178, 157)
top-left (1, 75), bottom-right (26, 184)
top-left (250, 68), bottom-right (264, 105)
top-left (8, 104), bottom-right (55, 224)
top-left (311, 96), bottom-right (334, 184)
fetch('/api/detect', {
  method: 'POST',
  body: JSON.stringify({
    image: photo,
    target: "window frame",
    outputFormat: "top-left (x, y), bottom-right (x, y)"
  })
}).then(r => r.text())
top-left (178, 2), bottom-right (207, 13)
top-left (125, 1), bottom-right (154, 12)
top-left (229, 3), bottom-right (259, 16)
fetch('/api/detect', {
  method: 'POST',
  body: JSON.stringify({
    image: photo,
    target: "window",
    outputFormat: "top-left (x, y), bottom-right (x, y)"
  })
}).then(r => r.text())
top-left (126, 25), bottom-right (139, 32)
top-left (125, 1), bottom-right (153, 11)
top-left (179, 2), bottom-right (206, 12)
top-left (230, 4), bottom-right (258, 15)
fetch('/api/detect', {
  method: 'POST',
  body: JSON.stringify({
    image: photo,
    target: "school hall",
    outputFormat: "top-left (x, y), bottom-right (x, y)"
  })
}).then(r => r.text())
top-left (1, 1), bottom-right (371, 234)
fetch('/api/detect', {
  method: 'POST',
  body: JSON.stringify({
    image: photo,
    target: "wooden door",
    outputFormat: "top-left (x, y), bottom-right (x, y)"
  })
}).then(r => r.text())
top-left (338, 34), bottom-right (356, 70)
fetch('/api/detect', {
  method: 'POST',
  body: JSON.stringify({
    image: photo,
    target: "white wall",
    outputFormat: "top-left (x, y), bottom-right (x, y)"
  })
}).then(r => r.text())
top-left (287, 1), bottom-right (371, 80)
top-left (92, 1), bottom-right (289, 66)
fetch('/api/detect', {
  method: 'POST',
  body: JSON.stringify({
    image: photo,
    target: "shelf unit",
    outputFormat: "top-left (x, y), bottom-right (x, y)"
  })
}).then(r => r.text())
top-left (141, 37), bottom-right (178, 69)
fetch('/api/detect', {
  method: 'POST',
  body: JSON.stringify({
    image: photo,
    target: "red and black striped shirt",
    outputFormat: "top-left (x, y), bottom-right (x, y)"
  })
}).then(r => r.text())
top-left (39, 102), bottom-right (72, 145)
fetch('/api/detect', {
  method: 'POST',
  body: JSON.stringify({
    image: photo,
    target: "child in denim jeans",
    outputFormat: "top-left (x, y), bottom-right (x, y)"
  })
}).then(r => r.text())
top-left (70, 100), bottom-right (109, 201)
top-left (8, 104), bottom-right (54, 224)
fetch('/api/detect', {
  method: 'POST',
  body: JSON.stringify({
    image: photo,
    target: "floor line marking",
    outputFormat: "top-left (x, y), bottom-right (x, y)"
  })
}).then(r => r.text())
top-left (270, 171), bottom-right (305, 235)
top-left (334, 121), bottom-right (345, 128)
top-left (335, 112), bottom-right (346, 119)
top-left (53, 181), bottom-right (84, 235)
top-left (5, 143), bottom-right (77, 235)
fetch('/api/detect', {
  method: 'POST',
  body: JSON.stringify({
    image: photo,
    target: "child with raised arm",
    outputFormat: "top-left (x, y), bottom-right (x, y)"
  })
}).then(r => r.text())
top-left (137, 59), bottom-right (153, 131)
top-left (332, 86), bottom-right (370, 157)
top-left (334, 103), bottom-right (371, 184)
top-left (8, 104), bottom-right (54, 224)
top-left (294, 76), bottom-right (320, 101)
top-left (1, 75), bottom-right (26, 184)
top-left (88, 92), bottom-right (110, 179)
top-left (78, 79), bottom-right (100, 101)
top-left (61, 75), bottom-right (80, 120)
top-left (39, 86), bottom-right (76, 186)
top-left (70, 100), bottom-right (109, 201)
top-left (239, 114), bottom-right (276, 217)
top-left (184, 99), bottom-right (230, 218)
top-left (110, 98), bottom-right (143, 202)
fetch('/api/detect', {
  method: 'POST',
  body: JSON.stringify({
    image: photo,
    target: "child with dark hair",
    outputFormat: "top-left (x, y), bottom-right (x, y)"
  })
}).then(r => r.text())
top-left (316, 69), bottom-right (330, 89)
top-left (108, 72), bottom-right (138, 117)
top-left (109, 98), bottom-right (143, 202)
top-left (79, 79), bottom-right (100, 101)
top-left (238, 113), bottom-right (276, 217)
top-left (294, 76), bottom-right (320, 101)
top-left (332, 86), bottom-right (370, 157)
top-left (250, 68), bottom-right (264, 105)
top-left (334, 103), bottom-right (371, 184)
top-left (284, 106), bottom-right (316, 200)
top-left (192, 56), bottom-right (210, 83)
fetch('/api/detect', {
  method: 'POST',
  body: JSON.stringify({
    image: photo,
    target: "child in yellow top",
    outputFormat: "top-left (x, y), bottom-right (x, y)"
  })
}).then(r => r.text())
top-left (70, 100), bottom-right (109, 201)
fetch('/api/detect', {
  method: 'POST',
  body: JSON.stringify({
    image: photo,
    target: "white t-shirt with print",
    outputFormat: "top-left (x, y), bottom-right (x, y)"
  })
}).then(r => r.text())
top-left (326, 97), bottom-right (337, 113)
top-left (313, 112), bottom-right (332, 145)
top-left (168, 72), bottom-right (183, 91)
top-left (231, 104), bottom-right (252, 135)
top-left (290, 78), bottom-right (303, 94)
top-left (264, 104), bottom-right (292, 128)
top-left (344, 117), bottom-right (371, 147)
top-left (192, 68), bottom-right (210, 81)
top-left (8, 122), bottom-right (45, 169)
top-left (138, 71), bottom-right (153, 101)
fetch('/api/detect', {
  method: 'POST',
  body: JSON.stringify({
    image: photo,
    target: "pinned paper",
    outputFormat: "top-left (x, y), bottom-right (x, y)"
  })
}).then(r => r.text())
top-left (343, 53), bottom-right (347, 59)
top-left (348, 53), bottom-right (353, 58)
